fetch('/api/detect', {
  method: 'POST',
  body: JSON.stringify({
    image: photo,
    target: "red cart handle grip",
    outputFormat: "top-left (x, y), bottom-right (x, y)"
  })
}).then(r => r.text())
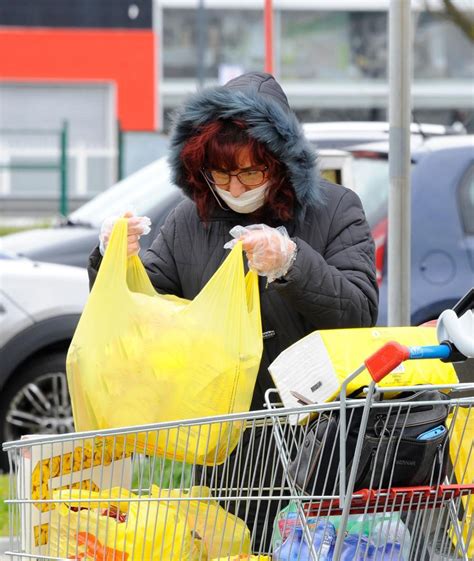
top-left (365, 341), bottom-right (410, 382)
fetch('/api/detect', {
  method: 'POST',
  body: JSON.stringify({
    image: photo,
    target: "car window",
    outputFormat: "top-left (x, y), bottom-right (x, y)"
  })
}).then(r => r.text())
top-left (321, 169), bottom-right (341, 185)
top-left (458, 165), bottom-right (474, 235)
top-left (351, 157), bottom-right (390, 227)
top-left (69, 157), bottom-right (177, 228)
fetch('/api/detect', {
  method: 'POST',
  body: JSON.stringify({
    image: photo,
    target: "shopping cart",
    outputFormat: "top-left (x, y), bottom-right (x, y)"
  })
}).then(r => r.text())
top-left (2, 295), bottom-right (473, 560)
top-left (265, 349), bottom-right (473, 560)
top-left (265, 291), bottom-right (474, 560)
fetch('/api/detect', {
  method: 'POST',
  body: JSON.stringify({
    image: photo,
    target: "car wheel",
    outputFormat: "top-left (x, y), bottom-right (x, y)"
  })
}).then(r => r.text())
top-left (0, 352), bottom-right (74, 472)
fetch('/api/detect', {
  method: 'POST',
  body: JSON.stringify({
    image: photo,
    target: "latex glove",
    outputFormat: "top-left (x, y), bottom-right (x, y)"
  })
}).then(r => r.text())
top-left (99, 211), bottom-right (151, 256)
top-left (224, 224), bottom-right (297, 283)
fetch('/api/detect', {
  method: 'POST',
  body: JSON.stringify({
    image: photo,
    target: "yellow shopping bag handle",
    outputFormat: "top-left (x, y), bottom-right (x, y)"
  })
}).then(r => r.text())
top-left (95, 219), bottom-right (261, 328)
top-left (91, 218), bottom-right (129, 295)
top-left (92, 218), bottom-right (158, 297)
top-left (192, 241), bottom-right (261, 324)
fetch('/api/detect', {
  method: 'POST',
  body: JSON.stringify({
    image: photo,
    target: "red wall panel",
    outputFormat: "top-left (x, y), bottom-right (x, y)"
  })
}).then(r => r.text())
top-left (0, 28), bottom-right (156, 130)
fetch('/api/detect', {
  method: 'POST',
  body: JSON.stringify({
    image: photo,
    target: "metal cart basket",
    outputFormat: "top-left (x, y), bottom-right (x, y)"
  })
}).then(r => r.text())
top-left (3, 407), bottom-right (339, 560)
top-left (265, 342), bottom-right (473, 561)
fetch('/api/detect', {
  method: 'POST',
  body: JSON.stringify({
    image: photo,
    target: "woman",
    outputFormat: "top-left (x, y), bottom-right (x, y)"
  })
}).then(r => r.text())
top-left (90, 71), bottom-right (378, 411)
top-left (89, 71), bottom-right (378, 550)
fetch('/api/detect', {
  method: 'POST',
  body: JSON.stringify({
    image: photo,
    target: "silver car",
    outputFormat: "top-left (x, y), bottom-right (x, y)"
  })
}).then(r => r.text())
top-left (0, 253), bottom-right (88, 470)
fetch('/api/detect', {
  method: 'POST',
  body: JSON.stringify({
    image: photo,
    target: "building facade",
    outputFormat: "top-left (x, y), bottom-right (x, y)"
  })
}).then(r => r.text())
top-left (0, 0), bottom-right (472, 208)
top-left (159, 0), bottom-right (473, 127)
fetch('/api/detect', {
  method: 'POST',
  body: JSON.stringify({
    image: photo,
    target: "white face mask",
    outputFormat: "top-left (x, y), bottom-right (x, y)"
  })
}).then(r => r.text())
top-left (214, 182), bottom-right (268, 214)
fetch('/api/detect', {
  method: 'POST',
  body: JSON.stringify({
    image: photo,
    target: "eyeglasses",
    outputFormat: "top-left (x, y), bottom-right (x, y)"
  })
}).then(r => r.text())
top-left (203, 167), bottom-right (268, 187)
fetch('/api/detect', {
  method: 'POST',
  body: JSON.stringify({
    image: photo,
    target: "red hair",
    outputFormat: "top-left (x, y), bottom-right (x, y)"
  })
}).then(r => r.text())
top-left (180, 119), bottom-right (295, 222)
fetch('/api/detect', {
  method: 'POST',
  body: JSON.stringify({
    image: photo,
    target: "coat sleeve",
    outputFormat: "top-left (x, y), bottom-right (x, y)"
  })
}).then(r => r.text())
top-left (273, 189), bottom-right (378, 328)
top-left (87, 245), bottom-right (103, 291)
top-left (87, 208), bottom-right (183, 296)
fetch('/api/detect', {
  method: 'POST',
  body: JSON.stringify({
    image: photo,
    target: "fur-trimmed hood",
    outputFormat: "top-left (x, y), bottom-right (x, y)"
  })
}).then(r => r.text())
top-left (168, 72), bottom-right (321, 211)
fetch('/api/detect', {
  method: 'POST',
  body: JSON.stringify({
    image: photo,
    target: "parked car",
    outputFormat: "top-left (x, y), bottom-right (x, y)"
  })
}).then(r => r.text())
top-left (0, 253), bottom-right (89, 470)
top-left (302, 121), bottom-right (465, 150)
top-left (0, 149), bottom-right (355, 268)
top-left (347, 135), bottom-right (474, 326)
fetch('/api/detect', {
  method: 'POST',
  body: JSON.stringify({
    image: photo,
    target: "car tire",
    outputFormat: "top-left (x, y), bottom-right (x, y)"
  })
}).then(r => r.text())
top-left (0, 352), bottom-right (74, 472)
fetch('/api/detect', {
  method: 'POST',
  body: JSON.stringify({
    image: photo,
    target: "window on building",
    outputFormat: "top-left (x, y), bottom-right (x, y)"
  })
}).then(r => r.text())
top-left (163, 9), bottom-right (264, 81)
top-left (0, 83), bottom-right (116, 198)
top-left (163, 7), bottom-right (474, 83)
top-left (280, 11), bottom-right (387, 81)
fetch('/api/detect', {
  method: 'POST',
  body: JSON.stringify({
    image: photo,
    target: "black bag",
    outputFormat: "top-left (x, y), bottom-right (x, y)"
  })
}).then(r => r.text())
top-left (289, 389), bottom-right (450, 495)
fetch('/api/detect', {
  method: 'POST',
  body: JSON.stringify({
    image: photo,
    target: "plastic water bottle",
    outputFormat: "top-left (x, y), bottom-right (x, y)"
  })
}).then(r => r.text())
top-left (340, 534), bottom-right (404, 561)
top-left (372, 516), bottom-right (411, 560)
top-left (273, 522), bottom-right (336, 561)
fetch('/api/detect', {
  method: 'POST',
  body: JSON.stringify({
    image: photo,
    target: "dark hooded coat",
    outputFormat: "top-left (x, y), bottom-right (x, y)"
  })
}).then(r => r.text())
top-left (88, 72), bottom-right (378, 410)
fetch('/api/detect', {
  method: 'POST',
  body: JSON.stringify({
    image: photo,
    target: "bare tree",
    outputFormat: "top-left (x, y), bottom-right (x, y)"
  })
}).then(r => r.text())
top-left (426, 0), bottom-right (474, 42)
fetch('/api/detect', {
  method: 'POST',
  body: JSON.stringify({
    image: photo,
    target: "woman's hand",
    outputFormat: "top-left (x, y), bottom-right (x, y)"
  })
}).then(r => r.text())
top-left (226, 224), bottom-right (297, 282)
top-left (99, 211), bottom-right (151, 257)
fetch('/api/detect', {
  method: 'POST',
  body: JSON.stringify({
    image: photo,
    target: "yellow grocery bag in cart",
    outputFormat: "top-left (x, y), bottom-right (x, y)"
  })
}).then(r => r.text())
top-left (151, 485), bottom-right (252, 558)
top-left (269, 326), bottom-right (458, 418)
top-left (67, 218), bottom-right (263, 464)
top-left (48, 486), bottom-right (253, 560)
top-left (48, 487), bottom-right (198, 560)
top-left (448, 407), bottom-right (474, 557)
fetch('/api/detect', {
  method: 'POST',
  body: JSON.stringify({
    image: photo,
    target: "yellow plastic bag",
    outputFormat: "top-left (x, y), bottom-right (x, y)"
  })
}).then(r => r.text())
top-left (151, 486), bottom-right (251, 558)
top-left (269, 326), bottom-right (458, 409)
top-left (320, 326), bottom-right (458, 394)
top-left (49, 486), bottom-right (253, 560)
top-left (48, 487), bottom-right (198, 560)
top-left (448, 407), bottom-right (474, 556)
top-left (67, 219), bottom-right (262, 464)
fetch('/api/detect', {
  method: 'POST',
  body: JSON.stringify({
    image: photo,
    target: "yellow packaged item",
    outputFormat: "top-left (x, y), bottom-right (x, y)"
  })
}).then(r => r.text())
top-left (48, 487), bottom-right (198, 560)
top-left (18, 436), bottom-right (132, 554)
top-left (49, 486), bottom-right (254, 560)
top-left (67, 219), bottom-right (262, 464)
top-left (269, 327), bottom-right (458, 414)
top-left (448, 407), bottom-right (474, 556)
top-left (152, 485), bottom-right (252, 558)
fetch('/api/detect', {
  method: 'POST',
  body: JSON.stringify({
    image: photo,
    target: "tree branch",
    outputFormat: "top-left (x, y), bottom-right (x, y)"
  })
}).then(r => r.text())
top-left (444, 0), bottom-right (474, 42)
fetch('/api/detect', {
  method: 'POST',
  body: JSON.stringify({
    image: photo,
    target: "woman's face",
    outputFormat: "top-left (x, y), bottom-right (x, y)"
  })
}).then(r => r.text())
top-left (209, 146), bottom-right (269, 198)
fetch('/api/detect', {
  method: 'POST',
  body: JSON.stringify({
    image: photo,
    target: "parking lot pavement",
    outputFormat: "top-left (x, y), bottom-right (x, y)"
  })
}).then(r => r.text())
top-left (0, 538), bottom-right (11, 561)
top-left (0, 539), bottom-right (6, 561)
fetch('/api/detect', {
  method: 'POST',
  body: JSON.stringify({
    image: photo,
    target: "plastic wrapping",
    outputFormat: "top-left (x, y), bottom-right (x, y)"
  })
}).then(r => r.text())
top-left (99, 213), bottom-right (151, 255)
top-left (273, 502), bottom-right (410, 560)
top-left (48, 486), bottom-right (253, 560)
top-left (273, 519), bottom-right (406, 561)
top-left (48, 487), bottom-right (196, 560)
top-left (269, 327), bottom-right (459, 419)
top-left (151, 486), bottom-right (252, 558)
top-left (225, 224), bottom-right (297, 283)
